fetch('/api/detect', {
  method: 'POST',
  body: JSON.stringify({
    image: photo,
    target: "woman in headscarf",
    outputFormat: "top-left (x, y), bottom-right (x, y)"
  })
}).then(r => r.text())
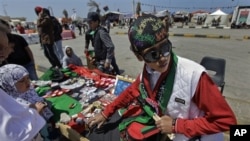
top-left (0, 64), bottom-right (53, 120)
top-left (62, 45), bottom-right (83, 68)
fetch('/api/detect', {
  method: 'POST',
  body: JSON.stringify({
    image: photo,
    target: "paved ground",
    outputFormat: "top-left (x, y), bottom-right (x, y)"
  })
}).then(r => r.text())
top-left (31, 26), bottom-right (250, 129)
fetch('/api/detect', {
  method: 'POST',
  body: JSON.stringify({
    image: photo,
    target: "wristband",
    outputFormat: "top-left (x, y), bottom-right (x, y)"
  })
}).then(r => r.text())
top-left (172, 118), bottom-right (177, 133)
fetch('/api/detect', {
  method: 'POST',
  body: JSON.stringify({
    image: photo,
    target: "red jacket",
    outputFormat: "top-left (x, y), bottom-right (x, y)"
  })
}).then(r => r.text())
top-left (102, 67), bottom-right (237, 137)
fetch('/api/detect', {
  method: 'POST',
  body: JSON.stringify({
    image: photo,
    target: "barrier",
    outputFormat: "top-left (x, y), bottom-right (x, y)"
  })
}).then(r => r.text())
top-left (61, 30), bottom-right (76, 40)
top-left (17, 33), bottom-right (40, 45)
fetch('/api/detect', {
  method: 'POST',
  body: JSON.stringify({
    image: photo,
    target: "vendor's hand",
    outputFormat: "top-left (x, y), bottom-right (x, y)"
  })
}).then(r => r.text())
top-left (155, 115), bottom-right (173, 134)
top-left (33, 102), bottom-right (46, 114)
top-left (104, 62), bottom-right (111, 69)
top-left (89, 58), bottom-right (95, 64)
top-left (87, 113), bottom-right (106, 129)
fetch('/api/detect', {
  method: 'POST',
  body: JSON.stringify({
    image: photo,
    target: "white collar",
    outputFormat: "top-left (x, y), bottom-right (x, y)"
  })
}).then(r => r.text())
top-left (145, 65), bottom-right (161, 89)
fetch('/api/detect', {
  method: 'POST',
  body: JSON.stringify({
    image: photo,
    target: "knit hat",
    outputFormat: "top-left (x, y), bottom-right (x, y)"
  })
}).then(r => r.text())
top-left (35, 6), bottom-right (43, 15)
top-left (128, 14), bottom-right (168, 53)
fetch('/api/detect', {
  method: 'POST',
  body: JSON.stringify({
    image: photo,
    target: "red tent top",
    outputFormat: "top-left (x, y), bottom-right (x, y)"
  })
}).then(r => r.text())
top-left (191, 10), bottom-right (209, 14)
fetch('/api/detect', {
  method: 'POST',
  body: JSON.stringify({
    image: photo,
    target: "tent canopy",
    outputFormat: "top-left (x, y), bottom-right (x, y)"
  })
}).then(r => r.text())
top-left (210, 9), bottom-right (228, 16)
top-left (155, 10), bottom-right (170, 17)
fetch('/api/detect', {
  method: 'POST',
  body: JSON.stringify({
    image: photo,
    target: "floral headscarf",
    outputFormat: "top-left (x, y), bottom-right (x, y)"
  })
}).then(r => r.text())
top-left (0, 64), bottom-right (53, 120)
top-left (0, 64), bottom-right (28, 97)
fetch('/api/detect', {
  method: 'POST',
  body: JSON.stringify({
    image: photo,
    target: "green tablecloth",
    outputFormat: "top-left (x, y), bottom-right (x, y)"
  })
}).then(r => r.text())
top-left (46, 94), bottom-right (82, 122)
top-left (39, 68), bottom-right (81, 122)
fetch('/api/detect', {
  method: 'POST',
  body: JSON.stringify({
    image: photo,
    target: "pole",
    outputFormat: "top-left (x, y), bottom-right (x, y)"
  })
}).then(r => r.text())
top-left (132, 0), bottom-right (135, 17)
top-left (2, 3), bottom-right (8, 16)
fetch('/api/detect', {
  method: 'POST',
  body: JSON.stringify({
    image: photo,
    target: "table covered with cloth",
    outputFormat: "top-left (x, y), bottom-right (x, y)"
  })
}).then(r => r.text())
top-left (36, 65), bottom-right (121, 141)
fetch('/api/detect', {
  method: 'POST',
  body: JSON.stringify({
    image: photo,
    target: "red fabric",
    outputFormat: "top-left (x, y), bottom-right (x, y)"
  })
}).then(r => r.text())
top-left (127, 122), bottom-right (160, 140)
top-left (68, 64), bottom-right (115, 82)
top-left (17, 26), bottom-right (25, 34)
top-left (61, 30), bottom-right (76, 40)
top-left (121, 105), bottom-right (143, 118)
top-left (67, 113), bottom-right (85, 133)
top-left (102, 75), bottom-right (141, 118)
top-left (102, 67), bottom-right (237, 137)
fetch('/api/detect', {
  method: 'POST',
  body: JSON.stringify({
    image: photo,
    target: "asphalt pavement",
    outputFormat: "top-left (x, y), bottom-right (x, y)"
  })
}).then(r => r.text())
top-left (30, 26), bottom-right (250, 128)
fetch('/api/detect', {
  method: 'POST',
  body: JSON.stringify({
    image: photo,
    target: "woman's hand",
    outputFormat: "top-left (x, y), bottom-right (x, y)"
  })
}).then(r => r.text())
top-left (32, 102), bottom-right (46, 114)
top-left (87, 113), bottom-right (107, 129)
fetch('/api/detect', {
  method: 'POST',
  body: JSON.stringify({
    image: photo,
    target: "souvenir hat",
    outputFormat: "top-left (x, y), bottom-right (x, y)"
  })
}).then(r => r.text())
top-left (128, 14), bottom-right (168, 53)
top-left (87, 12), bottom-right (100, 22)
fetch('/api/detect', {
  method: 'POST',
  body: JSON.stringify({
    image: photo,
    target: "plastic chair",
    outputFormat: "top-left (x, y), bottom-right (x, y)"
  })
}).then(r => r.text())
top-left (200, 56), bottom-right (226, 94)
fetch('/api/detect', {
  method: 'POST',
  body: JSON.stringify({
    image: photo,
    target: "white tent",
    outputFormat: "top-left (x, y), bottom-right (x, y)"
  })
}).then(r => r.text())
top-left (204, 9), bottom-right (230, 27)
top-left (155, 10), bottom-right (170, 18)
top-left (210, 9), bottom-right (228, 16)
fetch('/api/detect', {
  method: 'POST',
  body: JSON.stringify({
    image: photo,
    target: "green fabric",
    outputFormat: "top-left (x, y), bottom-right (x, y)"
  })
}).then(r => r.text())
top-left (39, 69), bottom-right (81, 122)
top-left (158, 52), bottom-right (178, 113)
top-left (39, 68), bottom-right (78, 81)
top-left (118, 53), bottom-right (178, 135)
top-left (89, 30), bottom-right (95, 35)
top-left (46, 94), bottom-right (82, 122)
top-left (35, 86), bottom-right (51, 96)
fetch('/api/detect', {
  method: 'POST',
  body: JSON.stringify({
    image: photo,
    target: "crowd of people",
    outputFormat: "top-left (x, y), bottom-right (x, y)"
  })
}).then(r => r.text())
top-left (0, 6), bottom-right (237, 141)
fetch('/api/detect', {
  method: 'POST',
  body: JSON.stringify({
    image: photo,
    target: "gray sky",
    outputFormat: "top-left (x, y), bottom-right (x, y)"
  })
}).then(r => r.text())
top-left (1, 0), bottom-right (250, 21)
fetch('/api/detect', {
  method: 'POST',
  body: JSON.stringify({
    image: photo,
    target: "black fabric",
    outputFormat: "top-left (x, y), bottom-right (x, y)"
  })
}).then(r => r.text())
top-left (7, 34), bottom-right (31, 65)
top-left (93, 26), bottom-right (109, 61)
top-left (85, 112), bottom-right (122, 141)
top-left (51, 16), bottom-right (63, 41)
top-left (84, 112), bottom-right (167, 141)
top-left (43, 43), bottom-right (62, 68)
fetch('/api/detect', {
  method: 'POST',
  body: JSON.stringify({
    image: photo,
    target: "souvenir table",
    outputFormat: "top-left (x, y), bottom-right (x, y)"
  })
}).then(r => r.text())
top-left (34, 65), bottom-right (135, 141)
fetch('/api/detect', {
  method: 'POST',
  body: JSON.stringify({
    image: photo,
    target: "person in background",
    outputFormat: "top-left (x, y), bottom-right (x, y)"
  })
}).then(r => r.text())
top-left (36, 7), bottom-right (62, 69)
top-left (62, 45), bottom-right (83, 68)
top-left (76, 20), bottom-right (83, 36)
top-left (0, 22), bottom-right (46, 141)
top-left (86, 12), bottom-right (121, 75)
top-left (16, 22), bottom-right (25, 34)
top-left (49, 8), bottom-right (64, 65)
top-left (87, 15), bottom-right (236, 141)
top-left (0, 18), bottom-right (39, 80)
top-left (35, 6), bottom-right (64, 63)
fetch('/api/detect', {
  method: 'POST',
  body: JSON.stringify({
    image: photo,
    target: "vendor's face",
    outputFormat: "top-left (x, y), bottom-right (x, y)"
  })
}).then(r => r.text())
top-left (140, 39), bottom-right (171, 73)
top-left (15, 75), bottom-right (31, 93)
top-left (88, 20), bottom-right (99, 30)
top-left (0, 31), bottom-right (11, 63)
